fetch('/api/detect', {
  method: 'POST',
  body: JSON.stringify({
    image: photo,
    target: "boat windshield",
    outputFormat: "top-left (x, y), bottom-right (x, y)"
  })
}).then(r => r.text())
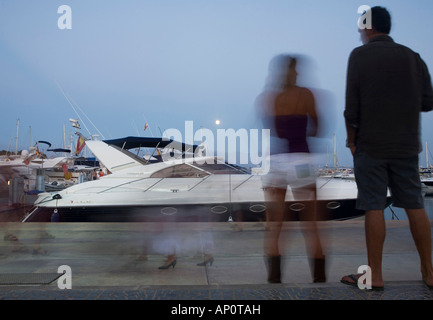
top-left (193, 162), bottom-right (249, 175)
top-left (150, 161), bottom-right (249, 178)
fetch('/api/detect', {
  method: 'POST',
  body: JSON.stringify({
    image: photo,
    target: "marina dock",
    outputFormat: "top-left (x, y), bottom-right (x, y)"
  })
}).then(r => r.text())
top-left (0, 210), bottom-right (432, 301)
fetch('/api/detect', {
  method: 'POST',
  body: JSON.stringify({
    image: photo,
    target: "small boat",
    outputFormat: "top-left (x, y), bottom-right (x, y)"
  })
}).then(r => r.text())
top-left (0, 144), bottom-right (69, 185)
top-left (3, 142), bottom-right (99, 189)
top-left (23, 137), bottom-right (374, 223)
top-left (421, 177), bottom-right (433, 196)
top-left (419, 166), bottom-right (433, 196)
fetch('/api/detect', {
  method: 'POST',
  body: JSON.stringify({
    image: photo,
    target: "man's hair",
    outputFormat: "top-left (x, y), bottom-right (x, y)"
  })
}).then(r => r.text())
top-left (371, 6), bottom-right (392, 34)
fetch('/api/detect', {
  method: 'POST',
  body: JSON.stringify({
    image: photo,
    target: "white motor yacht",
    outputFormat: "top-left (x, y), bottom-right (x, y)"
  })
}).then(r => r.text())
top-left (23, 137), bottom-right (379, 223)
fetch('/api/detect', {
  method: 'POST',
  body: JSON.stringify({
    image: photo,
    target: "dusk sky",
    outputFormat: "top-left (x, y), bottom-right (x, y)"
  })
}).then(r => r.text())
top-left (1, 0), bottom-right (433, 167)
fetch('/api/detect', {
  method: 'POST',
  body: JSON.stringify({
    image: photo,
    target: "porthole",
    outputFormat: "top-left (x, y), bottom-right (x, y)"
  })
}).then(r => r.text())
top-left (249, 204), bottom-right (266, 213)
top-left (211, 206), bottom-right (228, 214)
top-left (326, 201), bottom-right (341, 210)
top-left (161, 207), bottom-right (177, 215)
top-left (290, 203), bottom-right (306, 212)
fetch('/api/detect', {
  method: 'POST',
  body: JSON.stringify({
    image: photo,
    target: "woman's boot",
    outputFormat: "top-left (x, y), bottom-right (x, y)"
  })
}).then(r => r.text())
top-left (310, 256), bottom-right (326, 283)
top-left (265, 255), bottom-right (282, 283)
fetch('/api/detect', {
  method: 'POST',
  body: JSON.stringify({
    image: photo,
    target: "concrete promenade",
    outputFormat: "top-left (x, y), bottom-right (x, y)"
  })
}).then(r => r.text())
top-left (0, 211), bottom-right (432, 301)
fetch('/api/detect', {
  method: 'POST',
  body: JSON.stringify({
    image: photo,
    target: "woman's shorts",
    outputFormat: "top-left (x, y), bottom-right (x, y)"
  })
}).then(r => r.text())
top-left (261, 153), bottom-right (316, 190)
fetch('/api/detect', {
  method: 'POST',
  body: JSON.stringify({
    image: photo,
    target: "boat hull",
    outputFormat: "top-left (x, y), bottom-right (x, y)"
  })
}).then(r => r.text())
top-left (24, 198), bottom-right (365, 222)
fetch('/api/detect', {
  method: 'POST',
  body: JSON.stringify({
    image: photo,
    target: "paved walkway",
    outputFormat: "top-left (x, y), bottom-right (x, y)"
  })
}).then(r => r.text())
top-left (0, 218), bottom-right (432, 301)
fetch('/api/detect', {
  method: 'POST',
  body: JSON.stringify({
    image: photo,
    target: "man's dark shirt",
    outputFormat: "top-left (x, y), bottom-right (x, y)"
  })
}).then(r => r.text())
top-left (344, 35), bottom-right (433, 158)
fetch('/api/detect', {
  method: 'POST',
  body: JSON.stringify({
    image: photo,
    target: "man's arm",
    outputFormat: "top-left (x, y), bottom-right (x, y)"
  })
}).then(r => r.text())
top-left (344, 51), bottom-right (360, 155)
top-left (345, 121), bottom-right (357, 155)
top-left (420, 56), bottom-right (433, 112)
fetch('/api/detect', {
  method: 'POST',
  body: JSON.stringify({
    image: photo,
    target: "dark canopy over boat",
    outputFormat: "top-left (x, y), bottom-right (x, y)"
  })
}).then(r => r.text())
top-left (103, 136), bottom-right (201, 153)
top-left (47, 148), bottom-right (71, 153)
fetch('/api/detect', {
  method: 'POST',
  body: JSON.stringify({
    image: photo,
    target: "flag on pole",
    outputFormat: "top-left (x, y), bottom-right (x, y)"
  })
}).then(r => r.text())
top-left (24, 142), bottom-right (40, 165)
top-left (23, 154), bottom-right (37, 165)
top-left (75, 133), bottom-right (87, 156)
top-left (62, 163), bottom-right (69, 174)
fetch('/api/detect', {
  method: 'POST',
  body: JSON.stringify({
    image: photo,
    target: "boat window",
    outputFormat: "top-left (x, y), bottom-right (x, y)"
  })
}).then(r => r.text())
top-left (193, 163), bottom-right (249, 175)
top-left (150, 164), bottom-right (209, 178)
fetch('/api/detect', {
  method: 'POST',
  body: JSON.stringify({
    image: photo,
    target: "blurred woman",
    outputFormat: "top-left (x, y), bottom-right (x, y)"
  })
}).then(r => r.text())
top-left (256, 55), bottom-right (326, 283)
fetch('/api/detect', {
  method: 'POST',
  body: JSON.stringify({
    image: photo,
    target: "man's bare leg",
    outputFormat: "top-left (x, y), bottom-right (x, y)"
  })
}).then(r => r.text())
top-left (405, 208), bottom-right (433, 287)
top-left (365, 210), bottom-right (385, 288)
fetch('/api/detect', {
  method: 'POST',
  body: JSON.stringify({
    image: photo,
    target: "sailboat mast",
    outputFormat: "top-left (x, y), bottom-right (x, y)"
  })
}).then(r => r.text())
top-left (326, 143), bottom-right (329, 167)
top-left (15, 118), bottom-right (19, 155)
top-left (29, 126), bottom-right (31, 150)
top-left (333, 133), bottom-right (338, 168)
top-left (63, 124), bottom-right (66, 149)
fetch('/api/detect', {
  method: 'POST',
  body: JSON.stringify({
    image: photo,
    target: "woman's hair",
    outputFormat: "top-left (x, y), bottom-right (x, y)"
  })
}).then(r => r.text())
top-left (264, 54), bottom-right (297, 91)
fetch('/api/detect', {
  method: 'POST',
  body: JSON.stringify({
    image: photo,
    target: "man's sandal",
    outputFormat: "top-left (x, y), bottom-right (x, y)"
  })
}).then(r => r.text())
top-left (341, 274), bottom-right (384, 291)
